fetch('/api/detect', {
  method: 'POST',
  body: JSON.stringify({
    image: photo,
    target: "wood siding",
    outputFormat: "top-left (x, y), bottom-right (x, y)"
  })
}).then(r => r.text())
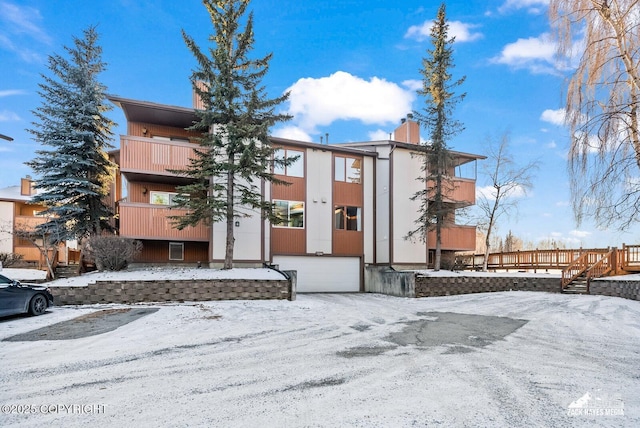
top-left (333, 156), bottom-right (364, 256)
top-left (272, 176), bottom-right (305, 201)
top-left (128, 121), bottom-right (198, 140)
top-left (271, 175), bottom-right (306, 255)
top-left (136, 240), bottom-right (209, 263)
top-left (120, 136), bottom-right (199, 175)
top-left (427, 225), bottom-right (476, 251)
top-left (427, 177), bottom-right (476, 206)
top-left (119, 203), bottom-right (209, 241)
top-left (271, 227), bottom-right (305, 255)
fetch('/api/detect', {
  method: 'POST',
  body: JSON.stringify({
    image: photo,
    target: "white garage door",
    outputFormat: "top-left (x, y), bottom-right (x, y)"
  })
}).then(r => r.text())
top-left (273, 256), bottom-right (361, 293)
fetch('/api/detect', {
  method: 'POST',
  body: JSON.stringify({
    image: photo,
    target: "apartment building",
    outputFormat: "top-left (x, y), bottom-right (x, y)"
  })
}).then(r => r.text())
top-left (109, 95), bottom-right (484, 292)
top-left (0, 177), bottom-right (75, 267)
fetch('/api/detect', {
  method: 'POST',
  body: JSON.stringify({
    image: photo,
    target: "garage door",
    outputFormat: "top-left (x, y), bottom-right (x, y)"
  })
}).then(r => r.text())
top-left (272, 256), bottom-right (361, 293)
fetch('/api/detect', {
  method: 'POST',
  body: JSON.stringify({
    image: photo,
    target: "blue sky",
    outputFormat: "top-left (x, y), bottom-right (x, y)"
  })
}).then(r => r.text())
top-left (1, 0), bottom-right (638, 248)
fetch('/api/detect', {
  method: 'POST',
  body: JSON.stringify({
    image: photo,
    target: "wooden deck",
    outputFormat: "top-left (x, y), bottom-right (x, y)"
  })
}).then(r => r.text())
top-left (462, 245), bottom-right (640, 291)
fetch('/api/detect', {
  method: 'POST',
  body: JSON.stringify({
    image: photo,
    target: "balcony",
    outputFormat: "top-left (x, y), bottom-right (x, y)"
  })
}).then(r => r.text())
top-left (14, 215), bottom-right (46, 231)
top-left (119, 203), bottom-right (210, 241)
top-left (427, 225), bottom-right (476, 251)
top-left (119, 136), bottom-right (200, 183)
top-left (427, 177), bottom-right (476, 206)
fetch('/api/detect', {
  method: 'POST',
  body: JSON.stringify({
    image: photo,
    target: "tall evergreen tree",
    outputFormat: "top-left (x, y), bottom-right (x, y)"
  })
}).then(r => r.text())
top-left (26, 26), bottom-right (116, 245)
top-left (407, 3), bottom-right (465, 271)
top-left (174, 0), bottom-right (291, 269)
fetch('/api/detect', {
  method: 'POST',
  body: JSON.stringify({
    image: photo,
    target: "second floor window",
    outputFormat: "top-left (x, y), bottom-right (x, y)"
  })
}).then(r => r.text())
top-left (335, 206), bottom-right (361, 231)
top-left (274, 148), bottom-right (304, 178)
top-left (150, 191), bottom-right (179, 206)
top-left (273, 200), bottom-right (304, 228)
top-left (335, 156), bottom-right (361, 183)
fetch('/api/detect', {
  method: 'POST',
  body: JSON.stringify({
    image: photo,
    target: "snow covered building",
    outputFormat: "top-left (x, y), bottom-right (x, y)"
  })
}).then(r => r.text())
top-left (109, 95), bottom-right (484, 292)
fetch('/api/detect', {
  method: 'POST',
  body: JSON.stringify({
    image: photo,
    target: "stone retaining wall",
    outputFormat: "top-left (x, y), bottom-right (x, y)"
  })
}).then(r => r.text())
top-left (590, 279), bottom-right (640, 301)
top-left (52, 277), bottom-right (295, 305)
top-left (415, 275), bottom-right (562, 297)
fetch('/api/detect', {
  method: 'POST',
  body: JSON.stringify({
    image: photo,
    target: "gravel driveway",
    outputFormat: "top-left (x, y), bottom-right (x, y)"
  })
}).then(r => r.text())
top-left (1, 291), bottom-right (638, 427)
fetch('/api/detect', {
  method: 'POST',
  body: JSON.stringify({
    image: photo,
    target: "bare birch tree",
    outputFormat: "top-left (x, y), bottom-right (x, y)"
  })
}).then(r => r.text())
top-left (549, 0), bottom-right (640, 228)
top-left (476, 133), bottom-right (538, 271)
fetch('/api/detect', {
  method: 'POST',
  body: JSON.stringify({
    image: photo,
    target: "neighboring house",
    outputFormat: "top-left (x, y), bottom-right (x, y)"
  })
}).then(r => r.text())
top-left (0, 177), bottom-right (74, 267)
top-left (109, 94), bottom-right (484, 292)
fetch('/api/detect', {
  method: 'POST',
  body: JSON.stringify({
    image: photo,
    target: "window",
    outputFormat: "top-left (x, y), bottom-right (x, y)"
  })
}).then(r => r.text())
top-left (335, 156), bottom-right (361, 183)
top-left (274, 149), bottom-right (304, 177)
top-left (335, 206), bottom-right (361, 231)
top-left (273, 200), bottom-right (304, 228)
top-left (150, 191), bottom-right (179, 206)
top-left (169, 242), bottom-right (184, 261)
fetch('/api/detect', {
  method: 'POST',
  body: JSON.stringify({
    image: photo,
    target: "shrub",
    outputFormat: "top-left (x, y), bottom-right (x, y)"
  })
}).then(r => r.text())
top-left (84, 236), bottom-right (142, 271)
top-left (0, 252), bottom-right (24, 267)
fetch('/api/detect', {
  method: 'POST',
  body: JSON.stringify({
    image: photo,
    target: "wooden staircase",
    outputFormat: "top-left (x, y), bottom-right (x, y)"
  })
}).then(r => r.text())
top-left (561, 249), bottom-right (617, 294)
top-left (55, 264), bottom-right (80, 279)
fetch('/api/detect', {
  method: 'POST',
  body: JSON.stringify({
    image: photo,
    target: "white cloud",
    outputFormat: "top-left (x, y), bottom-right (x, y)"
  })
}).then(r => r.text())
top-left (498, 0), bottom-right (549, 14)
top-left (368, 129), bottom-right (391, 141)
top-left (570, 230), bottom-right (592, 239)
top-left (540, 108), bottom-right (566, 126)
top-left (545, 140), bottom-right (557, 149)
top-left (271, 126), bottom-right (312, 142)
top-left (0, 110), bottom-right (20, 122)
top-left (476, 183), bottom-right (527, 200)
top-left (404, 20), bottom-right (483, 43)
top-left (402, 79), bottom-right (422, 92)
top-left (0, 2), bottom-right (51, 44)
top-left (491, 33), bottom-right (558, 74)
top-left (0, 89), bottom-right (25, 97)
top-left (284, 71), bottom-right (415, 134)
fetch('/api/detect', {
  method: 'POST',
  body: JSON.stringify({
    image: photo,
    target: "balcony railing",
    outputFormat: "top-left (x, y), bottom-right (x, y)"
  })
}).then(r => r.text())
top-left (427, 177), bottom-right (476, 206)
top-left (119, 203), bottom-right (210, 241)
top-left (120, 136), bottom-right (200, 176)
top-left (427, 225), bottom-right (476, 251)
top-left (14, 215), bottom-right (46, 230)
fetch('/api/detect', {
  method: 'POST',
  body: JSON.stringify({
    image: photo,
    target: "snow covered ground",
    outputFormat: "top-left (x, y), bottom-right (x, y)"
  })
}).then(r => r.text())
top-left (1, 291), bottom-right (638, 427)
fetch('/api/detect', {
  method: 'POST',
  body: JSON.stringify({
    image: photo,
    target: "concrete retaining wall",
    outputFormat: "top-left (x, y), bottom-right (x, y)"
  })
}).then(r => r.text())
top-left (590, 279), bottom-right (640, 301)
top-left (52, 276), bottom-right (295, 305)
top-left (364, 266), bottom-right (416, 297)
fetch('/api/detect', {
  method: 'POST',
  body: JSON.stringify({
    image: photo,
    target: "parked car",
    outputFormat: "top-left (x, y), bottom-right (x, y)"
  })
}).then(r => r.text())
top-left (0, 274), bottom-right (54, 317)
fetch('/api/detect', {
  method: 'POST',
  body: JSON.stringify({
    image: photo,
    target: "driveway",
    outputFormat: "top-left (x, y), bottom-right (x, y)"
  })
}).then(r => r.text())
top-left (1, 292), bottom-right (638, 427)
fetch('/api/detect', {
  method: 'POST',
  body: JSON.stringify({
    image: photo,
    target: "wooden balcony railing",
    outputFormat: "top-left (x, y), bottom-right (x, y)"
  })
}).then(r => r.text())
top-left (120, 136), bottom-right (200, 176)
top-left (427, 177), bottom-right (476, 206)
top-left (14, 215), bottom-right (46, 230)
top-left (119, 203), bottom-right (210, 241)
top-left (427, 225), bottom-right (476, 251)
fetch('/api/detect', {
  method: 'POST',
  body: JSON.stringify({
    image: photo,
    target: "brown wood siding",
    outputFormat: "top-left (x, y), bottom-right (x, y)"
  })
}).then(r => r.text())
top-left (120, 136), bottom-right (201, 175)
top-left (333, 181), bottom-right (363, 206)
top-left (271, 176), bottom-right (305, 201)
top-left (128, 121), bottom-right (199, 140)
top-left (333, 155), bottom-right (364, 256)
top-left (119, 203), bottom-right (210, 241)
top-left (271, 228), bottom-right (305, 255)
top-left (427, 178), bottom-right (476, 206)
top-left (427, 225), bottom-right (476, 251)
top-left (128, 182), bottom-right (181, 204)
top-left (136, 240), bottom-right (209, 263)
top-left (333, 230), bottom-right (364, 255)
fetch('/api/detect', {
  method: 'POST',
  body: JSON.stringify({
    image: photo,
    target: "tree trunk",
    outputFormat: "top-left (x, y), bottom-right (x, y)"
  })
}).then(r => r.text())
top-left (224, 166), bottom-right (235, 270)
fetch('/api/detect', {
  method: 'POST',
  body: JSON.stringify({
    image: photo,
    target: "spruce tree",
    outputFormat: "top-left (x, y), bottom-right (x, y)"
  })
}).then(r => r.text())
top-left (174, 0), bottom-right (291, 269)
top-left (407, 3), bottom-right (465, 271)
top-left (26, 26), bottom-right (116, 246)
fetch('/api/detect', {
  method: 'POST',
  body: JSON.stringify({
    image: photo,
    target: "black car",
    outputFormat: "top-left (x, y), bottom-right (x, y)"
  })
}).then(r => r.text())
top-left (0, 273), bottom-right (54, 317)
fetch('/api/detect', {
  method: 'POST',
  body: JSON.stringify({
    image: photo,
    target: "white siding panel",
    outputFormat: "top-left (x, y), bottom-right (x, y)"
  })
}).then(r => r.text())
top-left (305, 149), bottom-right (333, 254)
top-left (273, 255), bottom-right (360, 292)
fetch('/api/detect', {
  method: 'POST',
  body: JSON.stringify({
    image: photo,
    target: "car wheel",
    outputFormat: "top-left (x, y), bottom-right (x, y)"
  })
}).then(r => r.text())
top-left (29, 294), bottom-right (48, 316)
